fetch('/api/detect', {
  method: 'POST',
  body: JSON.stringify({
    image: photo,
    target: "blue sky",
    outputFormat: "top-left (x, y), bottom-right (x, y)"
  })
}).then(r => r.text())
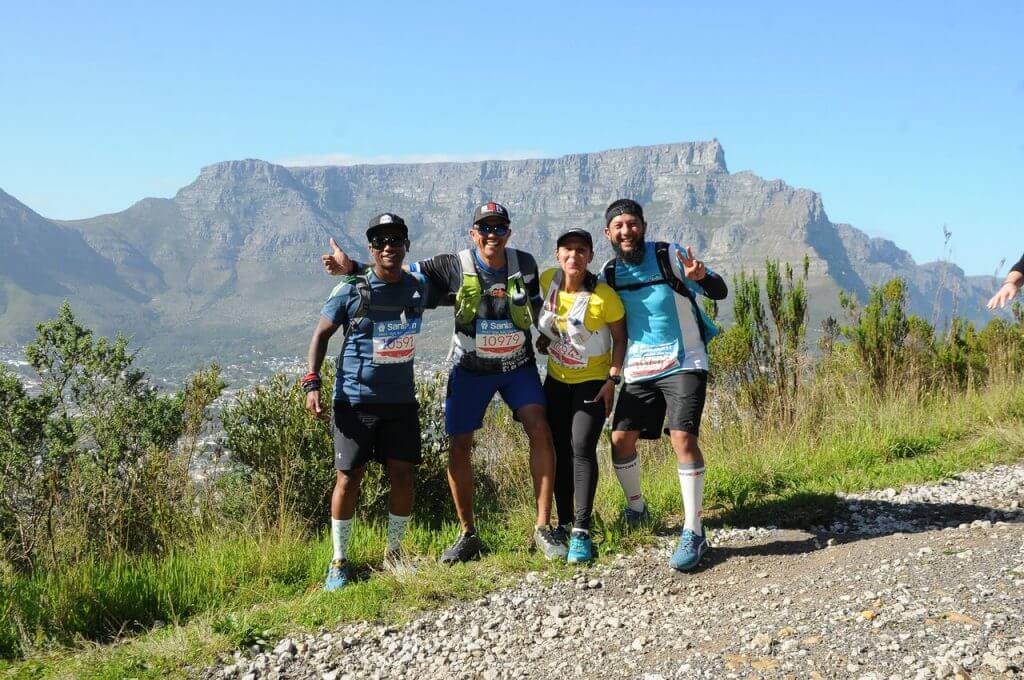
top-left (1, 1), bottom-right (1021, 276)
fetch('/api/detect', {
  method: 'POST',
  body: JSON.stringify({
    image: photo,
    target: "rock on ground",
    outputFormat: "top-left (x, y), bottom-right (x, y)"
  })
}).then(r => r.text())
top-left (201, 464), bottom-right (1024, 679)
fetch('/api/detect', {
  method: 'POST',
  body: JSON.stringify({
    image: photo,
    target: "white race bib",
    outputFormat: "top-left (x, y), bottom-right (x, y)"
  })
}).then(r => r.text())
top-left (475, 319), bottom-right (526, 359)
top-left (623, 340), bottom-right (680, 382)
top-left (372, 318), bottom-right (421, 365)
top-left (549, 338), bottom-right (587, 369)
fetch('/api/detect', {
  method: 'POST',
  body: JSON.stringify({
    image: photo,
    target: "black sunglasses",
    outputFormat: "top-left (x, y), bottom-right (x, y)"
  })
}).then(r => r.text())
top-left (369, 235), bottom-right (408, 249)
top-left (475, 224), bottom-right (510, 236)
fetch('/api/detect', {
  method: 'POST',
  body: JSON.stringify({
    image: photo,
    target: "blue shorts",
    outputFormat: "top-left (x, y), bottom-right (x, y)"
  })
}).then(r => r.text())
top-left (444, 364), bottom-right (546, 435)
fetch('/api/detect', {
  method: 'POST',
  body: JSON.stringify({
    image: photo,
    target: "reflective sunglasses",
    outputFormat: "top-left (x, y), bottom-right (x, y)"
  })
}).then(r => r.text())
top-left (475, 224), bottom-right (510, 236)
top-left (369, 234), bottom-right (407, 249)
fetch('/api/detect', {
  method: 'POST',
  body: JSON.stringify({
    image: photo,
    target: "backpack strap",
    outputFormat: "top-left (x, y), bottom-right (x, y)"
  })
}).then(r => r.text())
top-left (601, 258), bottom-right (617, 290)
top-left (654, 242), bottom-right (695, 301)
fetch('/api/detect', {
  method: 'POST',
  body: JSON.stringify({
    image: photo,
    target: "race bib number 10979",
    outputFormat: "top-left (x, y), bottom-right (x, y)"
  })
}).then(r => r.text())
top-left (475, 319), bottom-right (526, 359)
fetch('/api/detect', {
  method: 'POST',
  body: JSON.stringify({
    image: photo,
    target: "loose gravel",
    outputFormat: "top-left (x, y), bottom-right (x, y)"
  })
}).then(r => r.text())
top-left (202, 464), bottom-right (1024, 679)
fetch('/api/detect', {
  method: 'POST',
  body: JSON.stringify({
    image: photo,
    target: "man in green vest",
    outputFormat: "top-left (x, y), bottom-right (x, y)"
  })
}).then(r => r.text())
top-left (323, 202), bottom-right (565, 562)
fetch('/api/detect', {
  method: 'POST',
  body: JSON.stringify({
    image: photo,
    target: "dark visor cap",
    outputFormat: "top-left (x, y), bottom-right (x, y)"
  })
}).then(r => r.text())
top-left (556, 228), bottom-right (594, 249)
top-left (473, 201), bottom-right (511, 225)
top-left (366, 213), bottom-right (409, 240)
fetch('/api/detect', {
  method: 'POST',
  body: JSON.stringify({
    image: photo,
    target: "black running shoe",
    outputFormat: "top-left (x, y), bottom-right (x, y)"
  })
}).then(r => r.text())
top-left (440, 531), bottom-right (484, 564)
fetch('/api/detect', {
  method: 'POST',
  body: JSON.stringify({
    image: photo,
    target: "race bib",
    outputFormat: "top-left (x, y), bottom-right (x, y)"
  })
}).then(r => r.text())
top-left (623, 340), bottom-right (680, 382)
top-left (549, 338), bottom-right (587, 369)
top-left (372, 318), bottom-right (421, 365)
top-left (475, 319), bottom-right (526, 359)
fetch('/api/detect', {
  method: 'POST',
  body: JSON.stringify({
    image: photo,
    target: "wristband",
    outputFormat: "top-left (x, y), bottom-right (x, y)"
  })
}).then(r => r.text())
top-left (302, 379), bottom-right (321, 394)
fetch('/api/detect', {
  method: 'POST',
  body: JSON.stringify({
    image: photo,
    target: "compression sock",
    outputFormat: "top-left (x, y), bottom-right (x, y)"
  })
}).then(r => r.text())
top-left (613, 453), bottom-right (646, 512)
top-left (331, 518), bottom-right (353, 561)
top-left (677, 462), bottom-right (705, 534)
top-left (387, 513), bottom-right (411, 552)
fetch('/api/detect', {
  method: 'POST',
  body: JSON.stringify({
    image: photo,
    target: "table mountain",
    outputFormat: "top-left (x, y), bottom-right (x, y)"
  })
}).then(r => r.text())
top-left (0, 141), bottom-right (998, 372)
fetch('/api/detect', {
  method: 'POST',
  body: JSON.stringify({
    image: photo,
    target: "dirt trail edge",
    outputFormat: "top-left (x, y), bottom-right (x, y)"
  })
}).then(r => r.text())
top-left (203, 464), bottom-right (1024, 679)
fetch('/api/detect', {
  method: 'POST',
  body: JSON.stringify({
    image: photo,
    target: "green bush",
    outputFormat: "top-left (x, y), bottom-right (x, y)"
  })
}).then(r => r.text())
top-left (0, 303), bottom-right (223, 572)
top-left (221, 366), bottom-right (456, 530)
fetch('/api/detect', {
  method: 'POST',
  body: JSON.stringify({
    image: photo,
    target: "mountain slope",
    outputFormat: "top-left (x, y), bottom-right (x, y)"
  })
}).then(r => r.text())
top-left (0, 142), bottom-right (998, 369)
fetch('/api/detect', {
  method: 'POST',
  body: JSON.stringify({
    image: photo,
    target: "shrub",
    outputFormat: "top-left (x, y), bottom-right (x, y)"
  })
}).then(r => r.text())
top-left (0, 303), bottom-right (222, 571)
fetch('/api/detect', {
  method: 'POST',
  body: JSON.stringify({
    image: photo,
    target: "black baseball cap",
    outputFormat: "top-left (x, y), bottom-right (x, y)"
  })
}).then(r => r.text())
top-left (556, 228), bottom-right (594, 249)
top-left (472, 201), bottom-right (511, 225)
top-left (605, 199), bottom-right (644, 225)
top-left (366, 213), bottom-right (409, 240)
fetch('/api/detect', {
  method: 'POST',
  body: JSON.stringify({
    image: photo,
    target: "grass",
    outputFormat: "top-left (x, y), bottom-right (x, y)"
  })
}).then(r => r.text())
top-left (4, 380), bottom-right (1024, 678)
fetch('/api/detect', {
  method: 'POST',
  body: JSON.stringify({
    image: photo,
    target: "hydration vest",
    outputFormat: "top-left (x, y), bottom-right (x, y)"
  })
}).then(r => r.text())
top-left (601, 241), bottom-right (719, 345)
top-left (329, 267), bottom-right (428, 344)
top-left (453, 248), bottom-right (534, 331)
top-left (537, 269), bottom-right (611, 360)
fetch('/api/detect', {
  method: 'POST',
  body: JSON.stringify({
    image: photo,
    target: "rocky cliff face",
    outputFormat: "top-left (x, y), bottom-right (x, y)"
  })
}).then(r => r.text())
top-left (0, 141), bottom-right (998, 368)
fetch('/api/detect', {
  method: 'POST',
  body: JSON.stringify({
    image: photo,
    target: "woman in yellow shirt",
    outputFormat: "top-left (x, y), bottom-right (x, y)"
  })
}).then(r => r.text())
top-left (537, 228), bottom-right (627, 563)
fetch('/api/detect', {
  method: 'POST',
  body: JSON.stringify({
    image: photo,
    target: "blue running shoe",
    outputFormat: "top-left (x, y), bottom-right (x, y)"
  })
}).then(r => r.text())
top-left (567, 530), bottom-right (595, 564)
top-left (620, 504), bottom-right (650, 528)
top-left (324, 558), bottom-right (349, 591)
top-left (669, 529), bottom-right (708, 571)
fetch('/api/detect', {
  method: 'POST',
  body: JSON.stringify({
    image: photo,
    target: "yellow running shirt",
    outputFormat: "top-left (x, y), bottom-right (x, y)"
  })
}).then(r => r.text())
top-left (539, 267), bottom-right (625, 384)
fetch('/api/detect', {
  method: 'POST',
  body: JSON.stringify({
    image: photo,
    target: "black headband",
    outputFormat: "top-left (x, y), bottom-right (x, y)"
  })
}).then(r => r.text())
top-left (605, 200), bottom-right (644, 225)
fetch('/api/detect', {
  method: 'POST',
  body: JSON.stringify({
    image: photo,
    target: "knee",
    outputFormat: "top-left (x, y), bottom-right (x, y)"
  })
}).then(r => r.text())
top-left (336, 469), bottom-right (363, 493)
top-left (449, 436), bottom-right (473, 463)
top-left (671, 431), bottom-right (701, 457)
top-left (610, 432), bottom-right (636, 461)
top-left (388, 464), bottom-right (415, 488)
top-left (519, 408), bottom-right (552, 441)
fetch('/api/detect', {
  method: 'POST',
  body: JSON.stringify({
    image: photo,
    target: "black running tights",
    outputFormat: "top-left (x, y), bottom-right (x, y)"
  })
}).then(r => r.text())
top-left (544, 376), bottom-right (606, 531)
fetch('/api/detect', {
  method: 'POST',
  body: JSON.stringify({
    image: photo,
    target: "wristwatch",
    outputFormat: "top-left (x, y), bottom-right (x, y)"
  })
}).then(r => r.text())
top-left (607, 373), bottom-right (622, 385)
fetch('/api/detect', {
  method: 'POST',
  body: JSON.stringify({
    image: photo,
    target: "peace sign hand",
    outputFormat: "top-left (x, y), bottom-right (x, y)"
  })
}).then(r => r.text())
top-left (677, 245), bottom-right (706, 281)
top-left (322, 238), bottom-right (353, 276)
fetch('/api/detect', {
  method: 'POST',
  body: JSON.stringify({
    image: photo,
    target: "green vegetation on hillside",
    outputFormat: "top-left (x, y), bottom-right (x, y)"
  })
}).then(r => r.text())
top-left (3, 268), bottom-right (1024, 678)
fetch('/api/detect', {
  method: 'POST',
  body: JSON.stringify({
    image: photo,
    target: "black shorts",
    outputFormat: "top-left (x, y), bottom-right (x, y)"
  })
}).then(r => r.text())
top-left (612, 371), bottom-right (707, 438)
top-left (331, 402), bottom-right (422, 471)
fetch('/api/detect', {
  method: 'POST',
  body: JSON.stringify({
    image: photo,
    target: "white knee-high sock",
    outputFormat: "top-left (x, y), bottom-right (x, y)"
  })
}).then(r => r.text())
top-left (678, 462), bottom-right (705, 534)
top-left (613, 453), bottom-right (645, 512)
top-left (387, 513), bottom-right (411, 552)
top-left (331, 518), bottom-right (353, 561)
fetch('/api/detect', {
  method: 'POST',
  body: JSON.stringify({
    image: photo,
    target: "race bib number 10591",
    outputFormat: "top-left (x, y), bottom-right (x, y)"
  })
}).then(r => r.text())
top-left (372, 318), bottom-right (421, 364)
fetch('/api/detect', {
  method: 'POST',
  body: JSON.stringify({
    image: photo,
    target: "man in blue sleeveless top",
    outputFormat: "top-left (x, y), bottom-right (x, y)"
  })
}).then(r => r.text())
top-left (600, 199), bottom-right (728, 572)
top-left (304, 213), bottom-right (442, 591)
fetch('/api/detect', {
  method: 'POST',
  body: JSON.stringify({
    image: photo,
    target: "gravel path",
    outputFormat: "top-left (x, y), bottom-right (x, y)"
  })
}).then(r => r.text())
top-left (207, 464), bottom-right (1024, 679)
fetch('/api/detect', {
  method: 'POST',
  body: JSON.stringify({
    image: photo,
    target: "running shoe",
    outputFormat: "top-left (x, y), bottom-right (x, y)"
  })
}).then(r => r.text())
top-left (533, 525), bottom-right (569, 560)
top-left (668, 528), bottom-right (708, 572)
top-left (620, 504), bottom-right (650, 528)
top-left (567, 530), bottom-right (595, 564)
top-left (324, 558), bottom-right (349, 592)
top-left (439, 531), bottom-right (484, 564)
top-left (551, 524), bottom-right (572, 546)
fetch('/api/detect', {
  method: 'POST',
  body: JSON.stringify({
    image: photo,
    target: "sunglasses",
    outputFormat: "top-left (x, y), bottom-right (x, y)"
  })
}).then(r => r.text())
top-left (475, 224), bottom-right (510, 236)
top-left (369, 235), bottom-right (407, 249)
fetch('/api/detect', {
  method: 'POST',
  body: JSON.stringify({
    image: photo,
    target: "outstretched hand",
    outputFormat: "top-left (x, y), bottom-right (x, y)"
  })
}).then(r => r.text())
top-left (322, 238), bottom-right (353, 276)
top-left (987, 282), bottom-right (1020, 310)
top-left (677, 245), bottom-right (706, 281)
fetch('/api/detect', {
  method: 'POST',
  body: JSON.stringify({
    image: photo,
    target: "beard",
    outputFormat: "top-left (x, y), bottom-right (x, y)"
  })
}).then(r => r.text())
top-left (611, 239), bottom-right (646, 265)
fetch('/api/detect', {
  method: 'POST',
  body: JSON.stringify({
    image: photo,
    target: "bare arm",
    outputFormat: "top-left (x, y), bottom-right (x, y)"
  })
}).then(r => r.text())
top-left (988, 269), bottom-right (1024, 310)
top-left (305, 316), bottom-right (340, 419)
top-left (608, 317), bottom-right (626, 377)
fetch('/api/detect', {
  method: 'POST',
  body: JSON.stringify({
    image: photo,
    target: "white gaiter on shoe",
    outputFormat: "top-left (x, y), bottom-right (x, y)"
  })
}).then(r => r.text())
top-left (387, 513), bottom-right (411, 552)
top-left (331, 518), bottom-right (353, 561)
top-left (677, 462), bottom-right (705, 534)
top-left (613, 453), bottom-right (645, 512)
